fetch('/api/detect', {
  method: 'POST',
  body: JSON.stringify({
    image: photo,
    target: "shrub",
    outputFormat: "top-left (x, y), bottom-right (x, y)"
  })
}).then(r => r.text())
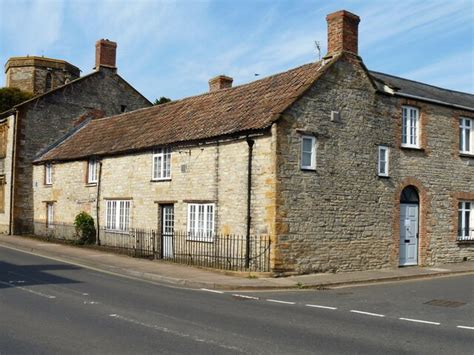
top-left (74, 211), bottom-right (96, 244)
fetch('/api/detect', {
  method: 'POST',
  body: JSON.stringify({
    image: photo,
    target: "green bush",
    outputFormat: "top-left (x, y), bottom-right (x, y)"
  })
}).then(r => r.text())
top-left (74, 212), bottom-right (96, 244)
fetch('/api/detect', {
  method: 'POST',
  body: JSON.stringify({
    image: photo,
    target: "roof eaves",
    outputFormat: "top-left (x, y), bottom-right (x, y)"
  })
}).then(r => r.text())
top-left (273, 54), bottom-right (342, 121)
top-left (37, 126), bottom-right (272, 164)
top-left (394, 92), bottom-right (474, 112)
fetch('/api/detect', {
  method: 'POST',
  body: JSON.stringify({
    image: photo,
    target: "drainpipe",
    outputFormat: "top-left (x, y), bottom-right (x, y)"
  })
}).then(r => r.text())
top-left (245, 138), bottom-right (255, 269)
top-left (8, 109), bottom-right (18, 235)
top-left (95, 160), bottom-right (102, 246)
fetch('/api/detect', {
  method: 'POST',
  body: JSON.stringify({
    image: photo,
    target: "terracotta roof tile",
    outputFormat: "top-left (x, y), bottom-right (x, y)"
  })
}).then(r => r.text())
top-left (38, 60), bottom-right (328, 162)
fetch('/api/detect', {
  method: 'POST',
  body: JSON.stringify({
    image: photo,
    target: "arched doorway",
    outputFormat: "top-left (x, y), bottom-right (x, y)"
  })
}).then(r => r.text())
top-left (399, 186), bottom-right (419, 266)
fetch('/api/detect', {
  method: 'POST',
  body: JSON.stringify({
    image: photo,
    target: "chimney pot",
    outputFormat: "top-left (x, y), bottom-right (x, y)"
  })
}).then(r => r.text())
top-left (95, 39), bottom-right (117, 70)
top-left (326, 10), bottom-right (360, 55)
top-left (209, 75), bottom-right (233, 92)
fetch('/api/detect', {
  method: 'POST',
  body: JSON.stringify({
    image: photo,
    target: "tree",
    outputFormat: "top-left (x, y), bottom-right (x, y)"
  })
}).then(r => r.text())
top-left (154, 96), bottom-right (171, 105)
top-left (0, 87), bottom-right (34, 113)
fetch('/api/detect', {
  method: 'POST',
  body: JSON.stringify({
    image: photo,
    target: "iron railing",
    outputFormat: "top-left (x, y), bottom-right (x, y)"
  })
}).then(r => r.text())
top-left (32, 221), bottom-right (271, 272)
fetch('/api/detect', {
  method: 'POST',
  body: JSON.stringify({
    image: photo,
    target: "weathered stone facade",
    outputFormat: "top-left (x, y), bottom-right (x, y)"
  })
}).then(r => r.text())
top-left (5, 57), bottom-right (80, 95)
top-left (33, 134), bottom-right (276, 238)
top-left (10, 67), bottom-right (151, 234)
top-left (30, 11), bottom-right (473, 273)
top-left (273, 55), bottom-right (473, 273)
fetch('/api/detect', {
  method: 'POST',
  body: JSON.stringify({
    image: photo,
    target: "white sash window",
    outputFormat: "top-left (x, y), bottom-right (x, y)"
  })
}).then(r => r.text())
top-left (459, 117), bottom-right (472, 154)
top-left (106, 200), bottom-right (130, 232)
top-left (152, 147), bottom-right (171, 180)
top-left (402, 106), bottom-right (420, 148)
top-left (187, 203), bottom-right (214, 241)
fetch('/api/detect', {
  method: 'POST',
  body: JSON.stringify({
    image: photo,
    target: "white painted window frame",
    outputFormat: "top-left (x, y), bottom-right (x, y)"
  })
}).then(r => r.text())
top-left (105, 200), bottom-right (131, 232)
top-left (152, 147), bottom-right (171, 180)
top-left (88, 158), bottom-right (98, 184)
top-left (459, 117), bottom-right (473, 154)
top-left (45, 163), bottom-right (53, 185)
top-left (187, 203), bottom-right (215, 242)
top-left (458, 201), bottom-right (473, 241)
top-left (301, 135), bottom-right (316, 170)
top-left (378, 146), bottom-right (390, 177)
top-left (401, 106), bottom-right (420, 148)
top-left (46, 202), bottom-right (54, 229)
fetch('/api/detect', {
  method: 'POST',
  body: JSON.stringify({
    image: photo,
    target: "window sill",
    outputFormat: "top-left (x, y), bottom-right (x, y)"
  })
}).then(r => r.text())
top-left (459, 152), bottom-right (474, 158)
top-left (103, 229), bottom-right (130, 235)
top-left (301, 167), bottom-right (316, 171)
top-left (400, 145), bottom-right (424, 151)
top-left (457, 239), bottom-right (474, 244)
top-left (151, 178), bottom-right (172, 182)
top-left (378, 174), bottom-right (390, 178)
top-left (44, 184), bottom-right (53, 188)
top-left (85, 183), bottom-right (97, 187)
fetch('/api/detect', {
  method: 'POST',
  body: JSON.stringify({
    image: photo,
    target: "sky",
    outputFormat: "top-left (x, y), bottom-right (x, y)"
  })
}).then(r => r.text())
top-left (0, 0), bottom-right (473, 102)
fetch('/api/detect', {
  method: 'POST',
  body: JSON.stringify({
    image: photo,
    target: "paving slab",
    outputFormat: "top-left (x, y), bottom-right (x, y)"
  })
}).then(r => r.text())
top-left (1, 235), bottom-right (472, 290)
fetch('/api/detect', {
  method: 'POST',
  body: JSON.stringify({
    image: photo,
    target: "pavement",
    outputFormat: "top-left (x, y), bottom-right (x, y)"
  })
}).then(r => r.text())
top-left (1, 234), bottom-right (473, 290)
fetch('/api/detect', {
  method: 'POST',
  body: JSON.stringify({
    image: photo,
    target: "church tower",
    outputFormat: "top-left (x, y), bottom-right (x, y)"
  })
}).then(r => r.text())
top-left (5, 56), bottom-right (80, 95)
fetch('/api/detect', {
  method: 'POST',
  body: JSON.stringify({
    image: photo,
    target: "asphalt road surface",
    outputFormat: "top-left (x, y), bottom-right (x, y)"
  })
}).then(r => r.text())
top-left (0, 246), bottom-right (473, 354)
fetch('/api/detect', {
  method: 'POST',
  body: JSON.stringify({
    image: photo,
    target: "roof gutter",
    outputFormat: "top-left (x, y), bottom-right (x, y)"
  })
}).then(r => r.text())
top-left (388, 92), bottom-right (474, 112)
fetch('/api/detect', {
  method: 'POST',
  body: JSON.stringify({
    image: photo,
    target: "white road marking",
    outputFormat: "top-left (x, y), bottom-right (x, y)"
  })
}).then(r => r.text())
top-left (200, 288), bottom-right (224, 294)
top-left (266, 299), bottom-right (295, 305)
top-left (457, 325), bottom-right (474, 330)
top-left (84, 301), bottom-right (99, 305)
top-left (306, 304), bottom-right (337, 310)
top-left (83, 293), bottom-right (89, 296)
top-left (0, 280), bottom-right (56, 299)
top-left (232, 294), bottom-right (259, 300)
top-left (350, 310), bottom-right (385, 317)
top-left (399, 317), bottom-right (440, 325)
top-left (109, 313), bottom-right (244, 352)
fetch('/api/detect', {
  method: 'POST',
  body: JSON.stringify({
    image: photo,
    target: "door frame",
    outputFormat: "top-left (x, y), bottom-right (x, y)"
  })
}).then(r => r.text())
top-left (159, 204), bottom-right (174, 259)
top-left (399, 203), bottom-right (419, 266)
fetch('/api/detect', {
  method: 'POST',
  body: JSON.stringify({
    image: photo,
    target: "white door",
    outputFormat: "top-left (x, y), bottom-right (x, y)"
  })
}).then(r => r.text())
top-left (399, 204), bottom-right (418, 266)
top-left (162, 205), bottom-right (174, 258)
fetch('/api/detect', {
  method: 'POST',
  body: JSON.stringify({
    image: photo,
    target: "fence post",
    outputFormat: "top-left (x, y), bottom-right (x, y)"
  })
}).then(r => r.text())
top-left (152, 230), bottom-right (156, 259)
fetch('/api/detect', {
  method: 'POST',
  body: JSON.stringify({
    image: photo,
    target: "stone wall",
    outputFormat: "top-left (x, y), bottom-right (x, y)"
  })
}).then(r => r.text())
top-left (0, 114), bottom-right (16, 233)
top-left (274, 54), bottom-right (473, 273)
top-left (33, 134), bottom-right (275, 240)
top-left (13, 67), bottom-right (151, 234)
top-left (5, 57), bottom-right (80, 95)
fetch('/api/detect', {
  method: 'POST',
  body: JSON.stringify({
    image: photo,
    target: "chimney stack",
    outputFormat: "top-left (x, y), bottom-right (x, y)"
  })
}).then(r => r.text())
top-left (208, 75), bottom-right (233, 92)
top-left (95, 39), bottom-right (117, 70)
top-left (326, 10), bottom-right (360, 56)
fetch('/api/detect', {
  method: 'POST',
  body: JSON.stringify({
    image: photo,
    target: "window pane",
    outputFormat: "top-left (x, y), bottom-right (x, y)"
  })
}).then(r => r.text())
top-left (302, 152), bottom-right (312, 167)
top-left (302, 138), bottom-right (313, 153)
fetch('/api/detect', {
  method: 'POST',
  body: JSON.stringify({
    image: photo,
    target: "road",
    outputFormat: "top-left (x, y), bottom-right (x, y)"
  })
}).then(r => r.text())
top-left (0, 246), bottom-right (473, 354)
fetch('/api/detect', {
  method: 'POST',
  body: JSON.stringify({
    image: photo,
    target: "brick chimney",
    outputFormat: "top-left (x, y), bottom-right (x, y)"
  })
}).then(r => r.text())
top-left (209, 75), bottom-right (233, 92)
top-left (326, 10), bottom-right (360, 55)
top-left (95, 39), bottom-right (117, 69)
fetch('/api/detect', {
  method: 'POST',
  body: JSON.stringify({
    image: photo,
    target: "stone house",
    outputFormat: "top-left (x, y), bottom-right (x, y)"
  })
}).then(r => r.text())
top-left (0, 39), bottom-right (152, 234)
top-left (32, 10), bottom-right (473, 273)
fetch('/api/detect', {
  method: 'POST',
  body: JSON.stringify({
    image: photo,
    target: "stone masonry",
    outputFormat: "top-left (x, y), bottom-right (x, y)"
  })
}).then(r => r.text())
top-left (5, 57), bottom-right (80, 95)
top-left (33, 133), bottom-right (276, 239)
top-left (12, 67), bottom-right (151, 234)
